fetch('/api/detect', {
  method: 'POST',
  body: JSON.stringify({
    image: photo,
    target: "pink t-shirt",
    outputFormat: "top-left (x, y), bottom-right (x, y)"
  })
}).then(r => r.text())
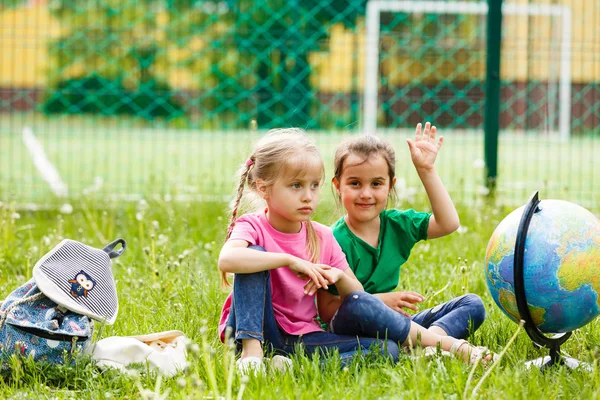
top-left (218, 211), bottom-right (349, 341)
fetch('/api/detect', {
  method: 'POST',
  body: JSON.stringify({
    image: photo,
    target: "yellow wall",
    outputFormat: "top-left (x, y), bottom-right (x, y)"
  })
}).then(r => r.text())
top-left (317, 0), bottom-right (599, 91)
top-left (1, 0), bottom-right (597, 91)
top-left (500, 0), bottom-right (600, 83)
top-left (0, 4), bottom-right (62, 88)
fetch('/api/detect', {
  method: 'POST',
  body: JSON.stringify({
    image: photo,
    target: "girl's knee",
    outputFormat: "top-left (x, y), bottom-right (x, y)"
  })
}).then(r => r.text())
top-left (248, 245), bottom-right (266, 252)
top-left (342, 292), bottom-right (385, 317)
top-left (234, 269), bottom-right (269, 281)
top-left (233, 247), bottom-right (268, 283)
top-left (346, 291), bottom-right (383, 307)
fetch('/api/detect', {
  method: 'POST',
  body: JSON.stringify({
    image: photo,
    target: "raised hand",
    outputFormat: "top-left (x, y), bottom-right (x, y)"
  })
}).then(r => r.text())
top-left (379, 291), bottom-right (425, 317)
top-left (406, 122), bottom-right (444, 171)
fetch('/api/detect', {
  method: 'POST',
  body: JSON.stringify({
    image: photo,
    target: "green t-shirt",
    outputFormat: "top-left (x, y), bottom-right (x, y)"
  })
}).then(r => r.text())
top-left (330, 209), bottom-right (431, 295)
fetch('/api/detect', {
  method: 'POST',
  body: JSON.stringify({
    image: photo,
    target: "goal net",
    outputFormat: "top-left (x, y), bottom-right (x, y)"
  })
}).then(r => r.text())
top-left (363, 1), bottom-right (571, 139)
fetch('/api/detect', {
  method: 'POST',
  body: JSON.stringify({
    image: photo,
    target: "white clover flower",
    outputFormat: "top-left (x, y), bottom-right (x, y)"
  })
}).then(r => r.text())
top-left (193, 378), bottom-right (204, 388)
top-left (477, 186), bottom-right (490, 196)
top-left (60, 203), bottom-right (73, 214)
top-left (157, 234), bottom-right (168, 246)
top-left (152, 220), bottom-right (160, 230)
top-left (138, 199), bottom-right (148, 211)
top-left (472, 159), bottom-right (485, 169)
top-left (136, 212), bottom-right (144, 221)
top-left (11, 212), bottom-right (20, 220)
top-left (457, 225), bottom-right (469, 234)
top-left (126, 369), bottom-right (140, 379)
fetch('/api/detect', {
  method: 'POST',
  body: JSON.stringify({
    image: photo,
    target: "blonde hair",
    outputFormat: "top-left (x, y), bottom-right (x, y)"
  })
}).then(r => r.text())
top-left (333, 134), bottom-right (397, 204)
top-left (221, 128), bottom-right (324, 287)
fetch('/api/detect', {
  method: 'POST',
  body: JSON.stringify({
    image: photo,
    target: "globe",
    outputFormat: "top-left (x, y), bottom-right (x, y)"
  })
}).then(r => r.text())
top-left (485, 200), bottom-right (600, 333)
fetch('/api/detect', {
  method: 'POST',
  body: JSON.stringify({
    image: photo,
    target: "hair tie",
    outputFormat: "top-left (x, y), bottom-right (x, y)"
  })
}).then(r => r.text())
top-left (246, 158), bottom-right (254, 167)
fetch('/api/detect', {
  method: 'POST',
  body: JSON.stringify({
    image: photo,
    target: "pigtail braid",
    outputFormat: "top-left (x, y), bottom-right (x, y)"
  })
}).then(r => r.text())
top-left (221, 158), bottom-right (253, 287)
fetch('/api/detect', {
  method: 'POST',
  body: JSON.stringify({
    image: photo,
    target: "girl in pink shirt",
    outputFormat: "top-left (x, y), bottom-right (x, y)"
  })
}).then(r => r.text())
top-left (218, 128), bottom-right (399, 373)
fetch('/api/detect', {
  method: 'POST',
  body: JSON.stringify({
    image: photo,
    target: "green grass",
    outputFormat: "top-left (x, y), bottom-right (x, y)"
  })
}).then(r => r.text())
top-left (0, 199), bottom-right (599, 399)
top-left (1, 113), bottom-right (599, 212)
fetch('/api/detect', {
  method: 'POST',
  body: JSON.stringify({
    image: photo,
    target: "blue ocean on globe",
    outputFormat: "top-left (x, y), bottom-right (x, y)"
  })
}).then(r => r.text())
top-left (485, 200), bottom-right (600, 333)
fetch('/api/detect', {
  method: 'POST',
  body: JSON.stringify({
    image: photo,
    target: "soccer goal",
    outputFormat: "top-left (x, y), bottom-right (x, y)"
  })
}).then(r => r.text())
top-left (363, 1), bottom-right (572, 139)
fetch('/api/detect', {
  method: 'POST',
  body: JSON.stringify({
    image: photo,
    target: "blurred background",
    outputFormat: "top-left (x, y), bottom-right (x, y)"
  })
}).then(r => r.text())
top-left (0, 0), bottom-right (598, 211)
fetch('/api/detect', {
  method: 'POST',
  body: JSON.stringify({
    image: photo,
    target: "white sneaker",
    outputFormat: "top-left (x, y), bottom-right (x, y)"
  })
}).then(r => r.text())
top-left (269, 355), bottom-right (293, 374)
top-left (236, 356), bottom-right (265, 376)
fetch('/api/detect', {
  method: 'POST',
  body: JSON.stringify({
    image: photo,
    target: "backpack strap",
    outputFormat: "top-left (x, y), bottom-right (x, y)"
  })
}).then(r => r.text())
top-left (102, 238), bottom-right (126, 259)
top-left (0, 292), bottom-right (44, 331)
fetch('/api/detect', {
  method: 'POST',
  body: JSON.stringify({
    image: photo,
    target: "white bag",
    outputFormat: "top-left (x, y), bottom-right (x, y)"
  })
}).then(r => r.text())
top-left (87, 330), bottom-right (188, 376)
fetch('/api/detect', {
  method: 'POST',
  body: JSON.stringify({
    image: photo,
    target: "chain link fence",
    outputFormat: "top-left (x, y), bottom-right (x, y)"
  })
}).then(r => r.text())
top-left (1, 0), bottom-right (598, 210)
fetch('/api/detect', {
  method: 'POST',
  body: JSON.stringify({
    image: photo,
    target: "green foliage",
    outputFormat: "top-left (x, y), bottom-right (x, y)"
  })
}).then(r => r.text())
top-left (41, 1), bottom-right (374, 129)
top-left (226, 0), bottom-right (369, 129)
top-left (42, 74), bottom-right (184, 119)
top-left (0, 0), bottom-right (26, 8)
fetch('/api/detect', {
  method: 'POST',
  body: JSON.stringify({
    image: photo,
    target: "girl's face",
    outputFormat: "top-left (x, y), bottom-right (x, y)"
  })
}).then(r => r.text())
top-left (333, 153), bottom-right (395, 225)
top-left (258, 156), bottom-right (323, 233)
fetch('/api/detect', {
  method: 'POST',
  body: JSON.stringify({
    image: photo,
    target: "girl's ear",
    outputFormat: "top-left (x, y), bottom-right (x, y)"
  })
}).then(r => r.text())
top-left (256, 178), bottom-right (269, 199)
top-left (332, 177), bottom-right (341, 194)
top-left (390, 177), bottom-right (397, 190)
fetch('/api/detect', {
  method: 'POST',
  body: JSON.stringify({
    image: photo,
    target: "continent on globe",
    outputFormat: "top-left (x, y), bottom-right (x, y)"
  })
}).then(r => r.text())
top-left (485, 200), bottom-right (600, 333)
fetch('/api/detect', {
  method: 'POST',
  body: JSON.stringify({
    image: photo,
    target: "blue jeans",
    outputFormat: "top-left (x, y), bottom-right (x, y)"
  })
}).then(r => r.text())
top-left (411, 294), bottom-right (485, 339)
top-left (330, 291), bottom-right (485, 342)
top-left (225, 247), bottom-right (399, 364)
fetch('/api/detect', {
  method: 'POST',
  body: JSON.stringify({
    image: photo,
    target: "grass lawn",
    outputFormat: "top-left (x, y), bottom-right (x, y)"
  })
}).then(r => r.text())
top-left (1, 113), bottom-right (598, 212)
top-left (0, 199), bottom-right (599, 399)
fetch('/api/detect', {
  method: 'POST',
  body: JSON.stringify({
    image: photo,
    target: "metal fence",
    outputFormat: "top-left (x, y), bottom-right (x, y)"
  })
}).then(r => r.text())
top-left (1, 0), bottom-right (598, 210)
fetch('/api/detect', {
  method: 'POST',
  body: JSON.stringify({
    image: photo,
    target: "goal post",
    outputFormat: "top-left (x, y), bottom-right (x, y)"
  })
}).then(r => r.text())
top-left (363, 1), bottom-right (572, 139)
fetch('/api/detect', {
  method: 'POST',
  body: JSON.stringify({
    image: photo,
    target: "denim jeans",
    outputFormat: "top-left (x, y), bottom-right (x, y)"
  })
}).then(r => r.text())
top-left (411, 294), bottom-right (485, 339)
top-left (330, 291), bottom-right (485, 343)
top-left (225, 246), bottom-right (399, 364)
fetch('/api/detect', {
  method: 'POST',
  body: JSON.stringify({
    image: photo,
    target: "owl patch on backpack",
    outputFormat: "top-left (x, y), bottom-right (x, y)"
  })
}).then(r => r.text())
top-left (68, 271), bottom-right (96, 298)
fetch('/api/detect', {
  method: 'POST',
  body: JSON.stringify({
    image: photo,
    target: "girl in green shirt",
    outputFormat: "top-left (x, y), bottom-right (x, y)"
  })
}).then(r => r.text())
top-left (319, 123), bottom-right (487, 345)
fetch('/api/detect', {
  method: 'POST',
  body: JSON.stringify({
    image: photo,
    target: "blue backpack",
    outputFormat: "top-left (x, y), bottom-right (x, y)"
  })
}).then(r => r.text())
top-left (0, 238), bottom-right (125, 368)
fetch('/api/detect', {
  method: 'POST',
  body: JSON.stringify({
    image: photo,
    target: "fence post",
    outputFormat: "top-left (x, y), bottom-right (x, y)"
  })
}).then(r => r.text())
top-left (484, 0), bottom-right (503, 194)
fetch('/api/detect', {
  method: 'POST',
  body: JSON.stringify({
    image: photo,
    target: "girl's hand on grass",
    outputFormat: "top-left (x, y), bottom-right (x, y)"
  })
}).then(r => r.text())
top-left (379, 291), bottom-right (425, 317)
top-left (407, 122), bottom-right (443, 172)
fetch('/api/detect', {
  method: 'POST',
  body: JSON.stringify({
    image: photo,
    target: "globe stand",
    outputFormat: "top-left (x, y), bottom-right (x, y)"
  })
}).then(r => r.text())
top-left (514, 191), bottom-right (590, 372)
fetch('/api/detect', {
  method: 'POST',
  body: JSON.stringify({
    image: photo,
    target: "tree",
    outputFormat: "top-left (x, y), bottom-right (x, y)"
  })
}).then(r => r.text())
top-left (227, 0), bottom-right (367, 129)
